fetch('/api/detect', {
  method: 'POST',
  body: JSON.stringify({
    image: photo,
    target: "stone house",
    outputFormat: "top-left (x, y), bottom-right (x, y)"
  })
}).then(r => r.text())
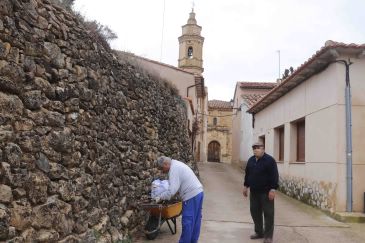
top-left (207, 100), bottom-right (233, 163)
top-left (231, 82), bottom-right (276, 168)
top-left (115, 9), bottom-right (208, 162)
top-left (247, 41), bottom-right (365, 213)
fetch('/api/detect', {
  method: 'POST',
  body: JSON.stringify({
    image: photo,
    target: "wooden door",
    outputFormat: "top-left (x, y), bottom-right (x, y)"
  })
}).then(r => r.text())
top-left (208, 141), bottom-right (220, 162)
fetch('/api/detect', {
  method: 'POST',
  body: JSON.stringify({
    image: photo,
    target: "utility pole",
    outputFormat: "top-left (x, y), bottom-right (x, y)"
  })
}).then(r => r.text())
top-left (277, 50), bottom-right (281, 79)
top-left (160, 0), bottom-right (166, 62)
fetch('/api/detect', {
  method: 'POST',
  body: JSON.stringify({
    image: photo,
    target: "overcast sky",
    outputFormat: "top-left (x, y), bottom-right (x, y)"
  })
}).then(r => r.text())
top-left (73, 0), bottom-right (365, 101)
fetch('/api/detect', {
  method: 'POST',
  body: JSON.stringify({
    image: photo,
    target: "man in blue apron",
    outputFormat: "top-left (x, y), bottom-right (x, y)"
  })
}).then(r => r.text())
top-left (154, 156), bottom-right (204, 243)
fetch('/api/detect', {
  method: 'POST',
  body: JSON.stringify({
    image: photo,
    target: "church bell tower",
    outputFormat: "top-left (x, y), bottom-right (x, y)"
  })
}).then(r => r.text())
top-left (178, 9), bottom-right (204, 75)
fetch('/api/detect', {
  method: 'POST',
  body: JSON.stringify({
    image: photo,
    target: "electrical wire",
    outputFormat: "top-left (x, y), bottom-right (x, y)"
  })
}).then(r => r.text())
top-left (160, 0), bottom-right (166, 62)
top-left (196, 111), bottom-right (239, 117)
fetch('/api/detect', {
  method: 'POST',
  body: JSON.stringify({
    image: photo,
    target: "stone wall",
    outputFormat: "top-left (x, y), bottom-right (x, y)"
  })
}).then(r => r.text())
top-left (0, 0), bottom-right (193, 242)
top-left (279, 175), bottom-right (337, 213)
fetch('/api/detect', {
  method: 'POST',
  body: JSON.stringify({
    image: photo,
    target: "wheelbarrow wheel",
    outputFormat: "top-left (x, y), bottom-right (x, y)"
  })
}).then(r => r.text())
top-left (145, 215), bottom-right (160, 240)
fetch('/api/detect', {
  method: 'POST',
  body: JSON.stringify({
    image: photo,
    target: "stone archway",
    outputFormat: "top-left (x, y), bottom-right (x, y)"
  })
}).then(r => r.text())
top-left (208, 141), bottom-right (221, 162)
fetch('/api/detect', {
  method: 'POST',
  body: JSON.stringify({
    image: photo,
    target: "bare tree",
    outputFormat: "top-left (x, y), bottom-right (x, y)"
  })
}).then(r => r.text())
top-left (50, 0), bottom-right (118, 50)
top-left (50, 0), bottom-right (74, 10)
top-left (281, 66), bottom-right (295, 79)
top-left (289, 66), bottom-right (294, 74)
top-left (83, 20), bottom-right (118, 50)
top-left (282, 69), bottom-right (290, 79)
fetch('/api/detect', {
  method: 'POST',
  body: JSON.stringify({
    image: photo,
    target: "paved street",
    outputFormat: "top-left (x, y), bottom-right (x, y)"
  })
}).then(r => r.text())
top-left (134, 162), bottom-right (365, 243)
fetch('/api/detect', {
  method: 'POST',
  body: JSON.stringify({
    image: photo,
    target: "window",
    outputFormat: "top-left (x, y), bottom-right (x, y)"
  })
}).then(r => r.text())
top-left (188, 46), bottom-right (193, 58)
top-left (289, 119), bottom-right (305, 163)
top-left (297, 120), bottom-right (305, 162)
top-left (213, 117), bottom-right (217, 126)
top-left (274, 126), bottom-right (285, 161)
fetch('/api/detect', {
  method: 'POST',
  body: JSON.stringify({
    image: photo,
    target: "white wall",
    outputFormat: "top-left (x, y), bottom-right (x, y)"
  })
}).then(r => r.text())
top-left (253, 57), bottom-right (365, 212)
top-left (253, 63), bottom-right (343, 210)
top-left (242, 104), bottom-right (253, 166)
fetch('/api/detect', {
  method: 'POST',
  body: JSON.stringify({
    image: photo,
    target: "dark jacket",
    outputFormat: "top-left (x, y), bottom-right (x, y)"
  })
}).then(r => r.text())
top-left (244, 153), bottom-right (279, 193)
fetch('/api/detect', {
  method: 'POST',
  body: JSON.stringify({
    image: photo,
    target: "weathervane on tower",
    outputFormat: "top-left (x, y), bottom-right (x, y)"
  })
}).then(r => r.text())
top-left (192, 1), bottom-right (195, 12)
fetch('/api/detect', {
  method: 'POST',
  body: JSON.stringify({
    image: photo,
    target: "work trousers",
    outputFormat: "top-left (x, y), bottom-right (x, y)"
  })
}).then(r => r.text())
top-left (179, 192), bottom-right (204, 243)
top-left (250, 191), bottom-right (274, 238)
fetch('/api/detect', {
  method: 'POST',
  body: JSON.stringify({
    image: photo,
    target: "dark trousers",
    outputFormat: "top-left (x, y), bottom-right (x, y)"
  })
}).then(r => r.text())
top-left (250, 191), bottom-right (274, 238)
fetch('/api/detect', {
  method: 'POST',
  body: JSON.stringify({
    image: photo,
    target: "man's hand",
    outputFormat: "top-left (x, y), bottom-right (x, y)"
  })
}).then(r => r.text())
top-left (268, 190), bottom-right (275, 201)
top-left (153, 197), bottom-right (161, 203)
top-left (242, 187), bottom-right (248, 197)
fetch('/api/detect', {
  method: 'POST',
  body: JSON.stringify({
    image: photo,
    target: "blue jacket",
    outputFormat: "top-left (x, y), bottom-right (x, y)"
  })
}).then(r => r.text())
top-left (244, 153), bottom-right (279, 193)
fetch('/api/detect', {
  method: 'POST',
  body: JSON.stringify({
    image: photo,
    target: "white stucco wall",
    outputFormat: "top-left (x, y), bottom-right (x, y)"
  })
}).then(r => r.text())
top-left (242, 104), bottom-right (253, 166)
top-left (231, 100), bottom-right (243, 167)
top-left (252, 58), bottom-right (365, 212)
top-left (335, 58), bottom-right (365, 212)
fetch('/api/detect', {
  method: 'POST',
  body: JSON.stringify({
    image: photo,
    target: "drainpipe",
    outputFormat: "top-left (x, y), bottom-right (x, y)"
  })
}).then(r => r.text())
top-left (333, 59), bottom-right (353, 212)
top-left (186, 83), bottom-right (199, 97)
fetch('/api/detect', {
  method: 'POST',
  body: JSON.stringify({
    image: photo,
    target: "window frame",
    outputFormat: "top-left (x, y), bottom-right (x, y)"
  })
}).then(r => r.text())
top-left (213, 117), bottom-right (217, 126)
top-left (296, 119), bottom-right (305, 162)
top-left (187, 46), bottom-right (193, 58)
top-left (274, 126), bottom-right (285, 162)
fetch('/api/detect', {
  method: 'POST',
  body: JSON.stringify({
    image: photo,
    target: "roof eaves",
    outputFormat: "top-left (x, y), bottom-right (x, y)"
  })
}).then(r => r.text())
top-left (114, 50), bottom-right (196, 76)
top-left (247, 43), bottom-right (365, 114)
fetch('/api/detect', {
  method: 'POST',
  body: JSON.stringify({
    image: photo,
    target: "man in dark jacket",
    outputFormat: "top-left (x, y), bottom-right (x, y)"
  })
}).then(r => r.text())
top-left (243, 141), bottom-right (279, 243)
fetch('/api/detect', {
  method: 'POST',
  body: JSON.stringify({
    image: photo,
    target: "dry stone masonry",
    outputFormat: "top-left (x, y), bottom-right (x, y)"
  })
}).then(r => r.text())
top-left (279, 176), bottom-right (337, 212)
top-left (0, 0), bottom-right (193, 241)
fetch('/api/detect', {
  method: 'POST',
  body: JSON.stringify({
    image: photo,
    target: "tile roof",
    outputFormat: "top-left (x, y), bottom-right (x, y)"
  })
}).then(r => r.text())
top-left (239, 82), bottom-right (277, 89)
top-left (114, 50), bottom-right (197, 76)
top-left (248, 41), bottom-right (365, 114)
top-left (114, 50), bottom-right (206, 97)
top-left (208, 100), bottom-right (233, 110)
top-left (242, 94), bottom-right (268, 107)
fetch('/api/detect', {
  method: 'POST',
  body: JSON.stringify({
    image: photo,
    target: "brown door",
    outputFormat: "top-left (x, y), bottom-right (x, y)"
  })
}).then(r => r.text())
top-left (208, 141), bottom-right (220, 162)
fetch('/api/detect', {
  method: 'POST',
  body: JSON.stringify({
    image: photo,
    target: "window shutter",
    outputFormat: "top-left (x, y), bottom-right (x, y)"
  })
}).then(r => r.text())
top-left (297, 121), bottom-right (305, 162)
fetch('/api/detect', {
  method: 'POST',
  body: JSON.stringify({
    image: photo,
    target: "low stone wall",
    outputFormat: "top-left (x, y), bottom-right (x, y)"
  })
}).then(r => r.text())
top-left (279, 175), bottom-right (337, 212)
top-left (0, 0), bottom-right (193, 242)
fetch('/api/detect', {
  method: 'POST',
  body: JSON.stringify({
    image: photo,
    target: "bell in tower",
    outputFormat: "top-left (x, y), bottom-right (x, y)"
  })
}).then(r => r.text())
top-left (178, 9), bottom-right (204, 74)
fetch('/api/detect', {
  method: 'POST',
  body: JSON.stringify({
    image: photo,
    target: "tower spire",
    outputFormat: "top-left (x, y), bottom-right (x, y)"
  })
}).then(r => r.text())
top-left (178, 9), bottom-right (204, 74)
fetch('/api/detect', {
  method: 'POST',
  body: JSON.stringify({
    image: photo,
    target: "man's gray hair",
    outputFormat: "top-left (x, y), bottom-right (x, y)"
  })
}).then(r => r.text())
top-left (156, 156), bottom-right (172, 167)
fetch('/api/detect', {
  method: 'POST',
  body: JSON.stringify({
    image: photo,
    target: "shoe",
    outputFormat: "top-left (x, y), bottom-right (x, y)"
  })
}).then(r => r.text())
top-left (250, 233), bottom-right (264, 239)
top-left (263, 238), bottom-right (273, 243)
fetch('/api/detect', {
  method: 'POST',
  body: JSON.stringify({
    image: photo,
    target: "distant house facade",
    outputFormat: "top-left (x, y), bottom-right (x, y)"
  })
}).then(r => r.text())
top-left (207, 100), bottom-right (233, 163)
top-left (248, 41), bottom-right (365, 213)
top-left (115, 9), bottom-right (208, 162)
top-left (231, 82), bottom-right (276, 168)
